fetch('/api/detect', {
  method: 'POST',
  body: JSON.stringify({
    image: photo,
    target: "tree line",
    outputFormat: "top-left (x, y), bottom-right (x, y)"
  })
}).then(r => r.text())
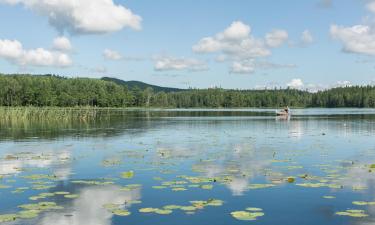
top-left (0, 74), bottom-right (374, 108)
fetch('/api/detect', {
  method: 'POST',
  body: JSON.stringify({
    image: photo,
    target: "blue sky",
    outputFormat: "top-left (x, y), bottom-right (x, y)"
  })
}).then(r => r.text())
top-left (0, 0), bottom-right (374, 90)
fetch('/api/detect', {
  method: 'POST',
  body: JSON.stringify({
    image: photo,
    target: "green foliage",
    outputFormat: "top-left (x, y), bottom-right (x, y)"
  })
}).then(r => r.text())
top-left (0, 74), bottom-right (375, 108)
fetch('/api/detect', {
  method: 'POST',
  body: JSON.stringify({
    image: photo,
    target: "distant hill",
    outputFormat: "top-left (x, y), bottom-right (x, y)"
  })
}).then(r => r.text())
top-left (101, 77), bottom-right (184, 93)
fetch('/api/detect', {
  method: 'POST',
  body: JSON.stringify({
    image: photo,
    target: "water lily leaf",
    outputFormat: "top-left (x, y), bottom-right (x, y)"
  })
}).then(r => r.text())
top-left (335, 209), bottom-right (368, 217)
top-left (111, 209), bottom-right (131, 216)
top-left (155, 209), bottom-right (173, 215)
top-left (139, 208), bottom-right (158, 213)
top-left (246, 207), bottom-right (263, 212)
top-left (248, 184), bottom-right (275, 189)
top-left (64, 194), bottom-right (79, 199)
top-left (352, 201), bottom-right (375, 206)
top-left (121, 171), bottom-right (134, 179)
top-left (0, 214), bottom-right (18, 222)
top-left (200, 184), bottom-right (213, 190)
top-left (323, 196), bottom-right (335, 199)
top-left (231, 211), bottom-right (264, 221)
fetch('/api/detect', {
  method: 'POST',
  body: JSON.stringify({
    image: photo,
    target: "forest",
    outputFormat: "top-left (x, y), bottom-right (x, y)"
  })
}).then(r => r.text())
top-left (0, 74), bottom-right (375, 108)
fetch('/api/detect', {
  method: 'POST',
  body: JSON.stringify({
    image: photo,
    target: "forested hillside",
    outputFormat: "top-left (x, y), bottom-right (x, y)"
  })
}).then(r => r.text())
top-left (0, 74), bottom-right (374, 108)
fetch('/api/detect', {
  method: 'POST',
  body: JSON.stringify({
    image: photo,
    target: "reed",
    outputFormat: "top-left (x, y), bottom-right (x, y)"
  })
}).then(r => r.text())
top-left (0, 107), bottom-right (105, 123)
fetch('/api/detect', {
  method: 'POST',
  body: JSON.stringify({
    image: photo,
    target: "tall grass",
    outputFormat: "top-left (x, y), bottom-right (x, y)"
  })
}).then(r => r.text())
top-left (0, 107), bottom-right (105, 123)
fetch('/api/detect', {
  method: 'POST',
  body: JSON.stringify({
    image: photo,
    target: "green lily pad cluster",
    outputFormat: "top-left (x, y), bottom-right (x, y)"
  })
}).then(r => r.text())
top-left (139, 199), bottom-right (224, 215)
top-left (21, 174), bottom-right (58, 180)
top-left (12, 187), bottom-right (29, 194)
top-left (103, 204), bottom-right (131, 216)
top-left (0, 201), bottom-right (65, 223)
top-left (120, 184), bottom-right (141, 191)
top-left (71, 180), bottom-right (114, 185)
top-left (102, 158), bottom-right (122, 167)
top-left (352, 201), bottom-right (375, 206)
top-left (121, 171), bottom-right (134, 179)
top-left (248, 184), bottom-right (275, 189)
top-left (335, 209), bottom-right (368, 217)
top-left (231, 207), bottom-right (265, 221)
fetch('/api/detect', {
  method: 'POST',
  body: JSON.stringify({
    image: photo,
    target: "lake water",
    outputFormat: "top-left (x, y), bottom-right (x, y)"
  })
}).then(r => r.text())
top-left (1, 108), bottom-right (375, 225)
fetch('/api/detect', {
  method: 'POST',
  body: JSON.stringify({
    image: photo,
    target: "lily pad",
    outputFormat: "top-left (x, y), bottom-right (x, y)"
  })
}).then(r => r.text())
top-left (121, 171), bottom-right (134, 179)
top-left (335, 209), bottom-right (368, 217)
top-left (231, 211), bottom-right (264, 221)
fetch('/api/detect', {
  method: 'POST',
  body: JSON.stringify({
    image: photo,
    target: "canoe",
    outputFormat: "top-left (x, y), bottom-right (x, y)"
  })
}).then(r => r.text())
top-left (276, 111), bottom-right (289, 116)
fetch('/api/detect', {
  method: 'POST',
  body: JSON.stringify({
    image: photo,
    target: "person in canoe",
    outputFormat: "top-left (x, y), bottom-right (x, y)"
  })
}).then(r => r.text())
top-left (276, 106), bottom-right (290, 116)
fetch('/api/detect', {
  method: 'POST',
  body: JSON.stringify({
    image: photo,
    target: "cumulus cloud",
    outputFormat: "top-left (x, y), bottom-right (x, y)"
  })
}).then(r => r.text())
top-left (53, 36), bottom-right (72, 51)
top-left (230, 61), bottom-right (255, 74)
top-left (330, 24), bottom-right (375, 55)
top-left (154, 56), bottom-right (208, 72)
top-left (0, 39), bottom-right (72, 67)
top-left (193, 21), bottom-right (291, 74)
top-left (103, 49), bottom-right (123, 60)
top-left (287, 78), bottom-right (304, 89)
top-left (367, 1), bottom-right (375, 13)
top-left (265, 29), bottom-right (288, 47)
top-left (301, 30), bottom-right (314, 45)
top-left (193, 21), bottom-right (271, 59)
top-left (0, 0), bottom-right (142, 35)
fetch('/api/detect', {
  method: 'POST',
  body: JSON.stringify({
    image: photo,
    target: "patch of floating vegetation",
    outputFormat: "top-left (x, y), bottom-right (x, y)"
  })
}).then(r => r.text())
top-left (0, 184), bottom-right (11, 189)
top-left (71, 180), bottom-right (114, 185)
top-left (231, 207), bottom-right (264, 221)
top-left (0, 201), bottom-right (65, 223)
top-left (31, 184), bottom-right (55, 190)
top-left (152, 186), bottom-right (167, 189)
top-left (248, 184), bottom-right (275, 189)
top-left (12, 187), bottom-right (29, 194)
top-left (103, 204), bottom-right (131, 216)
top-left (0, 214), bottom-right (18, 223)
top-left (101, 158), bottom-right (122, 167)
top-left (335, 209), bottom-right (369, 217)
top-left (323, 196), bottom-right (336, 199)
top-left (21, 174), bottom-right (58, 180)
top-left (296, 183), bottom-right (342, 189)
top-left (139, 199), bottom-right (223, 215)
top-left (121, 171), bottom-right (134, 179)
top-left (64, 194), bottom-right (79, 199)
top-left (120, 184), bottom-right (141, 191)
top-left (29, 192), bottom-right (55, 201)
top-left (352, 201), bottom-right (375, 206)
top-left (200, 184), bottom-right (213, 190)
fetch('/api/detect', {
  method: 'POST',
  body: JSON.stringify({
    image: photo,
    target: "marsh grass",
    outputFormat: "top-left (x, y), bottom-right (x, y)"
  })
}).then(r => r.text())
top-left (0, 107), bottom-right (105, 123)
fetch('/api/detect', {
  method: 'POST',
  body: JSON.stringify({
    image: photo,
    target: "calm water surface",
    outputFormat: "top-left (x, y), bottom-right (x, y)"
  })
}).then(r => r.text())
top-left (1, 109), bottom-right (375, 225)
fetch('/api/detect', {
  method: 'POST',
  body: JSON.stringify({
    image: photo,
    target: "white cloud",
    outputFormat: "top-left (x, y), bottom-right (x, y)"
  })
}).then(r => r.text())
top-left (367, 1), bottom-right (375, 13)
top-left (330, 24), bottom-right (375, 55)
top-left (265, 29), bottom-right (288, 47)
top-left (103, 49), bottom-right (123, 60)
top-left (301, 30), bottom-right (314, 45)
top-left (53, 36), bottom-right (72, 51)
top-left (193, 21), bottom-right (291, 74)
top-left (193, 21), bottom-right (271, 59)
top-left (154, 56), bottom-right (208, 72)
top-left (230, 61), bottom-right (255, 74)
top-left (219, 21), bottom-right (251, 41)
top-left (287, 78), bottom-right (304, 89)
top-left (0, 39), bottom-right (72, 67)
top-left (0, 0), bottom-right (142, 34)
top-left (333, 80), bottom-right (352, 88)
top-left (192, 37), bottom-right (222, 53)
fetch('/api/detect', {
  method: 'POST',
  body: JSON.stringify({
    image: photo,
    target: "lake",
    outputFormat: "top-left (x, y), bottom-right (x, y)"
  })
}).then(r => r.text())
top-left (1, 108), bottom-right (375, 225)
